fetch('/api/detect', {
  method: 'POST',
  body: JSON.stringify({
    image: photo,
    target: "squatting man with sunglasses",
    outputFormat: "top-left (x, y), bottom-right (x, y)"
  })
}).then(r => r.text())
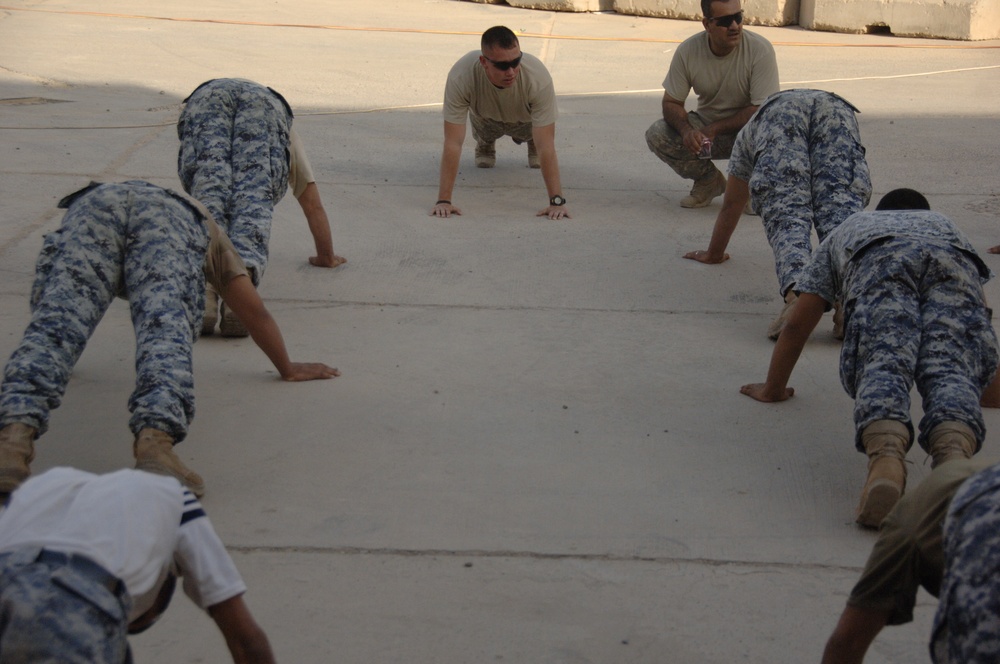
top-left (0, 467), bottom-right (275, 663)
top-left (431, 25), bottom-right (571, 220)
top-left (645, 0), bottom-right (779, 209)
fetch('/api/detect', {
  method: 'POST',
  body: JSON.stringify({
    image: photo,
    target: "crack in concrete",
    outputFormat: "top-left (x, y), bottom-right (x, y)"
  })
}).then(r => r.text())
top-left (228, 544), bottom-right (864, 573)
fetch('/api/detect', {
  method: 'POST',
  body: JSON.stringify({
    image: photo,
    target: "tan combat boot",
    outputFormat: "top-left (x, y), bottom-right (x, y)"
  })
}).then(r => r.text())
top-left (219, 302), bottom-right (249, 338)
top-left (0, 423), bottom-right (37, 495)
top-left (767, 291), bottom-right (799, 341)
top-left (475, 142), bottom-right (496, 169)
top-left (680, 169), bottom-right (727, 209)
top-left (202, 286), bottom-right (219, 336)
top-left (527, 140), bottom-right (540, 169)
top-left (855, 420), bottom-right (911, 528)
top-left (927, 421), bottom-right (976, 468)
top-left (134, 428), bottom-right (206, 497)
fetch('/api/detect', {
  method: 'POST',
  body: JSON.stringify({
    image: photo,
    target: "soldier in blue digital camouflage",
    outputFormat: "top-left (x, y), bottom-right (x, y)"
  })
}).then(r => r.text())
top-left (0, 181), bottom-right (339, 500)
top-left (740, 189), bottom-right (999, 527)
top-left (930, 460), bottom-right (1000, 663)
top-left (683, 88), bottom-right (871, 340)
top-left (178, 78), bottom-right (345, 337)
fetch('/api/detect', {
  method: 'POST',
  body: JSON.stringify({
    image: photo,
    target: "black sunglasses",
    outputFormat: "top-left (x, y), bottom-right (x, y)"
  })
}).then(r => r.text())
top-left (707, 10), bottom-right (743, 27)
top-left (483, 54), bottom-right (523, 71)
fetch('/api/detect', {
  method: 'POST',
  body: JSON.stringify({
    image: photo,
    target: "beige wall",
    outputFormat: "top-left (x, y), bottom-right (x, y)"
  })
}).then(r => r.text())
top-left (462, 0), bottom-right (1000, 39)
top-left (612, 0), bottom-right (799, 26)
top-left (800, 0), bottom-right (1000, 41)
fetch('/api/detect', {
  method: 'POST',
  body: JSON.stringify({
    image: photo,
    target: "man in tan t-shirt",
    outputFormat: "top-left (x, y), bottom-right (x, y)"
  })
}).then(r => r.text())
top-left (431, 26), bottom-right (570, 220)
top-left (645, 0), bottom-right (779, 209)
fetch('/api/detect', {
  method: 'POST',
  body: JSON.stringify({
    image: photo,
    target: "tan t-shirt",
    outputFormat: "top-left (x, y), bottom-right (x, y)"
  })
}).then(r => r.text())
top-left (847, 458), bottom-right (993, 625)
top-left (287, 128), bottom-right (315, 199)
top-left (442, 50), bottom-right (558, 127)
top-left (203, 216), bottom-right (251, 292)
top-left (663, 30), bottom-right (779, 124)
top-left (180, 193), bottom-right (251, 292)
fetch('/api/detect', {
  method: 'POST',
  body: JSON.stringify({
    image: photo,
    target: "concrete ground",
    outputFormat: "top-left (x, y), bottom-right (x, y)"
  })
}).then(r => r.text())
top-left (1, 1), bottom-right (999, 662)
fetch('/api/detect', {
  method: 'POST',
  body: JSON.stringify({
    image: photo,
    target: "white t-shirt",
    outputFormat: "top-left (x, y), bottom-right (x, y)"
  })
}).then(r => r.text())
top-left (0, 467), bottom-right (246, 621)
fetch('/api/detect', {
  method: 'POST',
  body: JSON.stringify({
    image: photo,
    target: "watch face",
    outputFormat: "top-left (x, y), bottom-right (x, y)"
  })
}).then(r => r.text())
top-left (551, 195), bottom-right (566, 206)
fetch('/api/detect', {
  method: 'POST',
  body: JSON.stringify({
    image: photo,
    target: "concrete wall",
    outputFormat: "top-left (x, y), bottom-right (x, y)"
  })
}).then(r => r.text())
top-left (506, 0), bottom-right (615, 10)
top-left (461, 0), bottom-right (1000, 39)
top-left (612, 0), bottom-right (799, 26)
top-left (800, 0), bottom-right (1000, 40)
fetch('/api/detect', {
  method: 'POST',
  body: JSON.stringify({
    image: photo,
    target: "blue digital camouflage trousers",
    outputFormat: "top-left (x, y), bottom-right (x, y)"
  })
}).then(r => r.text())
top-left (177, 78), bottom-right (292, 284)
top-left (931, 463), bottom-right (1000, 663)
top-left (841, 238), bottom-right (998, 452)
top-left (749, 90), bottom-right (871, 296)
top-left (0, 181), bottom-right (208, 441)
top-left (0, 548), bottom-right (132, 663)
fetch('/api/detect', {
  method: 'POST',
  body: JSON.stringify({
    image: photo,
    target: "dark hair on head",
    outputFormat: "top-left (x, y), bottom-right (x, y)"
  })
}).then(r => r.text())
top-left (482, 26), bottom-right (519, 51)
top-left (702, 0), bottom-right (724, 16)
top-left (876, 188), bottom-right (930, 211)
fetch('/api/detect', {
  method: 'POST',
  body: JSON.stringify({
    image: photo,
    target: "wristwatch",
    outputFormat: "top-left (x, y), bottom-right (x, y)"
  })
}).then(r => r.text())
top-left (550, 195), bottom-right (566, 206)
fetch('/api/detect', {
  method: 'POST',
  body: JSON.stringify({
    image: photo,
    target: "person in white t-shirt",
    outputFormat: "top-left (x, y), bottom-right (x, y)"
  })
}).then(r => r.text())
top-left (0, 467), bottom-right (275, 663)
top-left (430, 25), bottom-right (570, 220)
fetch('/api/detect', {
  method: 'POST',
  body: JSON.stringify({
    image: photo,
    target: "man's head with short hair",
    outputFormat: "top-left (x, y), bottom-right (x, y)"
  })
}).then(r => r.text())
top-left (701, 0), bottom-right (744, 56)
top-left (482, 26), bottom-right (519, 51)
top-left (876, 188), bottom-right (930, 211)
top-left (479, 26), bottom-right (523, 89)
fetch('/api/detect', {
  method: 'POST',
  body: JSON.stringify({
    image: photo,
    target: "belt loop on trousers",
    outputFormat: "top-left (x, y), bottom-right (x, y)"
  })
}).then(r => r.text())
top-left (36, 549), bottom-right (123, 596)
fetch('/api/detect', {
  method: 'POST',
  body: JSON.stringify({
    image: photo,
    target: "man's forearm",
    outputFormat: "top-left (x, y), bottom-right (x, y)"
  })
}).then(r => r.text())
top-left (437, 123), bottom-right (465, 201)
top-left (532, 125), bottom-right (563, 199)
top-left (821, 605), bottom-right (889, 664)
top-left (762, 294), bottom-right (826, 392)
top-left (209, 596), bottom-right (277, 664)
top-left (662, 99), bottom-right (693, 136)
top-left (297, 183), bottom-right (334, 259)
top-left (538, 148), bottom-right (562, 199)
top-left (702, 105), bottom-right (759, 139)
top-left (219, 276), bottom-right (293, 378)
top-left (437, 146), bottom-right (460, 200)
top-left (705, 177), bottom-right (748, 258)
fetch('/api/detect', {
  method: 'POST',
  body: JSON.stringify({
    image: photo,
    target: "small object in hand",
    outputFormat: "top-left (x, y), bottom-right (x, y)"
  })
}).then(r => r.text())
top-left (698, 137), bottom-right (712, 159)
